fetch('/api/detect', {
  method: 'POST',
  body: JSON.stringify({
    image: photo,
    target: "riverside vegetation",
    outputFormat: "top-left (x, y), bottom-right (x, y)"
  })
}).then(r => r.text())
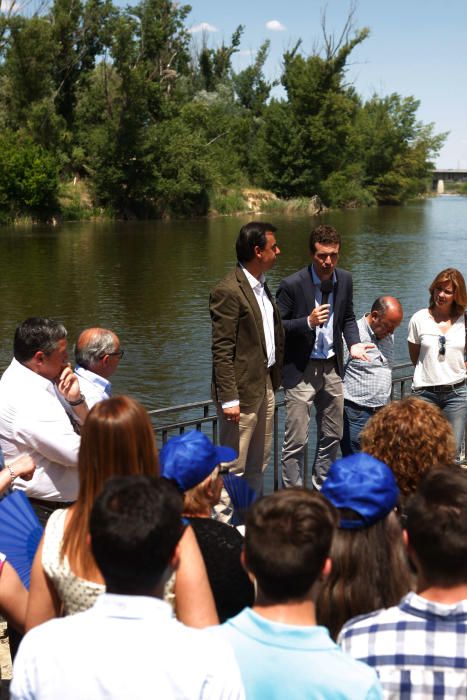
top-left (0, 2), bottom-right (446, 223)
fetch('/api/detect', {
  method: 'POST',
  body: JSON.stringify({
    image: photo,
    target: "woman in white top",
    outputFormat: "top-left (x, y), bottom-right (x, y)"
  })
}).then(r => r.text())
top-left (408, 267), bottom-right (467, 456)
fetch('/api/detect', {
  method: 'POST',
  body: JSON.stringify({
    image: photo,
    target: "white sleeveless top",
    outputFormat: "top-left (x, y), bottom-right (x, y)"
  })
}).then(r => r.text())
top-left (42, 509), bottom-right (176, 616)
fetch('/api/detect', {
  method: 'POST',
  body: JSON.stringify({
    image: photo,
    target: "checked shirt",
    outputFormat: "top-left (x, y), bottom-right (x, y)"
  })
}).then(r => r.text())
top-left (338, 592), bottom-right (467, 699)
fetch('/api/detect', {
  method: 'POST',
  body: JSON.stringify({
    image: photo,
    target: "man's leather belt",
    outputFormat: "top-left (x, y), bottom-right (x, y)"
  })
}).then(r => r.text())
top-left (418, 379), bottom-right (466, 393)
top-left (344, 399), bottom-right (384, 414)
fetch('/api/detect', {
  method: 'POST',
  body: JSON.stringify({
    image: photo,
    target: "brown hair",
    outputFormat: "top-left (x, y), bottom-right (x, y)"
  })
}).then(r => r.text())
top-left (406, 468), bottom-right (467, 586)
top-left (360, 397), bottom-right (456, 497)
top-left (316, 511), bottom-right (412, 640)
top-left (183, 468), bottom-right (220, 516)
top-left (309, 225), bottom-right (341, 254)
top-left (62, 396), bottom-right (160, 578)
top-left (429, 268), bottom-right (467, 316)
top-left (245, 488), bottom-right (337, 603)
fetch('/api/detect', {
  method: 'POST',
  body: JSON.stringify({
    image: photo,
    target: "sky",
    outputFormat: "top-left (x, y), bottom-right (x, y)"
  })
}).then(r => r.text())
top-left (185, 0), bottom-right (467, 169)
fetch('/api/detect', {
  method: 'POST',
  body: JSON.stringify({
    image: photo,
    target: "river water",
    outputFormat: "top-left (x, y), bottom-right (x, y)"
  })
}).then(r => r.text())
top-left (0, 195), bottom-right (466, 412)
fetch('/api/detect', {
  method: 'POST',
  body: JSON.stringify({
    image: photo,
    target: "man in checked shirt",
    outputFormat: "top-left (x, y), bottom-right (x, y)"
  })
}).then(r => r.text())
top-left (341, 296), bottom-right (403, 455)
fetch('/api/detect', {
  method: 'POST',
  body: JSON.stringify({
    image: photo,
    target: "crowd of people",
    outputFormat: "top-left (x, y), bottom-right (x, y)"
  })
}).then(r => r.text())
top-left (0, 220), bottom-right (466, 699)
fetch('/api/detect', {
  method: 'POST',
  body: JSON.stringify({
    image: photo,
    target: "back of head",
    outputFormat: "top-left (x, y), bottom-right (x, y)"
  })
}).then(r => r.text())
top-left (63, 396), bottom-right (160, 577)
top-left (78, 396), bottom-right (160, 499)
top-left (236, 221), bottom-right (277, 264)
top-left (90, 475), bottom-right (184, 594)
top-left (360, 396), bottom-right (456, 496)
top-left (405, 468), bottom-right (467, 586)
top-left (14, 317), bottom-right (67, 363)
top-left (318, 454), bottom-right (410, 638)
top-left (308, 225), bottom-right (341, 254)
top-left (74, 328), bottom-right (117, 370)
top-left (245, 488), bottom-right (337, 603)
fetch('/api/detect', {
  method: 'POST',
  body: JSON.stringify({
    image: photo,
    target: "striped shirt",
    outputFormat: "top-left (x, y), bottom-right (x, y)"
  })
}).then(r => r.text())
top-left (343, 314), bottom-right (394, 408)
top-left (339, 592), bottom-right (467, 699)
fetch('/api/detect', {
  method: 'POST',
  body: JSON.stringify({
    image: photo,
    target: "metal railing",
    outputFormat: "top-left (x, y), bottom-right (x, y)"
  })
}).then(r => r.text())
top-left (148, 361), bottom-right (420, 491)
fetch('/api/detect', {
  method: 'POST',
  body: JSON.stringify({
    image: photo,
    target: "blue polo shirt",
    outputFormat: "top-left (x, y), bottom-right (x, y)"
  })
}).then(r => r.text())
top-left (219, 607), bottom-right (382, 699)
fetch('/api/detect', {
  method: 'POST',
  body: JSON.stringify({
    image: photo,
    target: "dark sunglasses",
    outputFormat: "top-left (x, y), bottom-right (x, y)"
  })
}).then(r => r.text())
top-left (438, 336), bottom-right (446, 357)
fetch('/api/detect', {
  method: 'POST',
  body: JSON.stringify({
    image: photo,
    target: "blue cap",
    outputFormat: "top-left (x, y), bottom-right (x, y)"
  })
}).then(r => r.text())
top-left (160, 430), bottom-right (237, 492)
top-left (321, 453), bottom-right (399, 529)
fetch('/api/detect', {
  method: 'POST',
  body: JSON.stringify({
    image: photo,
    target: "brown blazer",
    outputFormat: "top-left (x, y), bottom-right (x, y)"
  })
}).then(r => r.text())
top-left (210, 265), bottom-right (284, 410)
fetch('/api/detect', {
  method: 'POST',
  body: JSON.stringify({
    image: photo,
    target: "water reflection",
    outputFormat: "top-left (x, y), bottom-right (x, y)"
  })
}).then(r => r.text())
top-left (0, 196), bottom-right (466, 409)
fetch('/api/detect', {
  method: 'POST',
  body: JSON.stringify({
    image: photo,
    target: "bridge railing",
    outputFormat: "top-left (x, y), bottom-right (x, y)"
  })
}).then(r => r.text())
top-left (148, 361), bottom-right (423, 491)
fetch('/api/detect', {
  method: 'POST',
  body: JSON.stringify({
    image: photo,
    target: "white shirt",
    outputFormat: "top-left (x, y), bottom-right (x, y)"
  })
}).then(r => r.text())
top-left (0, 359), bottom-right (80, 501)
top-left (407, 309), bottom-right (466, 388)
top-left (223, 266), bottom-right (276, 409)
top-left (11, 594), bottom-right (245, 700)
top-left (74, 365), bottom-right (112, 408)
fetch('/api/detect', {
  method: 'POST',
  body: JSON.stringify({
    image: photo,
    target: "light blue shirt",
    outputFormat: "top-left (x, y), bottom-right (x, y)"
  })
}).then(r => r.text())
top-left (218, 608), bottom-right (382, 700)
top-left (310, 266), bottom-right (336, 360)
top-left (74, 365), bottom-right (112, 409)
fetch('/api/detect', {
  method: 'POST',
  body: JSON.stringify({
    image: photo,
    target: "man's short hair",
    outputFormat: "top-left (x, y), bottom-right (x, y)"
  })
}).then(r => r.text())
top-left (74, 329), bottom-right (117, 369)
top-left (309, 225), bottom-right (341, 254)
top-left (370, 297), bottom-right (390, 315)
top-left (405, 468), bottom-right (467, 586)
top-left (236, 221), bottom-right (277, 264)
top-left (90, 475), bottom-right (184, 594)
top-left (244, 488), bottom-right (337, 603)
top-left (14, 317), bottom-right (67, 363)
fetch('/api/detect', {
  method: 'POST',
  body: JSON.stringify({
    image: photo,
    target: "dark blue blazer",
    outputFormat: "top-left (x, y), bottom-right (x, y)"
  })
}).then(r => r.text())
top-left (276, 266), bottom-right (360, 389)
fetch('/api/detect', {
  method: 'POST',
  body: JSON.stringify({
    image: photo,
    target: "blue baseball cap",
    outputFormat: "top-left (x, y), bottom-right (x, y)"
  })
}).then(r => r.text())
top-left (160, 430), bottom-right (237, 492)
top-left (321, 453), bottom-right (399, 529)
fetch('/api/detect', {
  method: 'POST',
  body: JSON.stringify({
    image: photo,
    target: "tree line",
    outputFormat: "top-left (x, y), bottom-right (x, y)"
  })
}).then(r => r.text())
top-left (0, 0), bottom-right (446, 222)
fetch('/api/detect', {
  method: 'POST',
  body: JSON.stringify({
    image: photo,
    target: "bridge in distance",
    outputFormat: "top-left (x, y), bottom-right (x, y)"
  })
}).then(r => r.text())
top-left (432, 169), bottom-right (467, 193)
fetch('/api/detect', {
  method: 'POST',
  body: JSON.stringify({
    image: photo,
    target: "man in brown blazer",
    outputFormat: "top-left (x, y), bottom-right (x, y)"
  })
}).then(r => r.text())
top-left (210, 222), bottom-right (284, 497)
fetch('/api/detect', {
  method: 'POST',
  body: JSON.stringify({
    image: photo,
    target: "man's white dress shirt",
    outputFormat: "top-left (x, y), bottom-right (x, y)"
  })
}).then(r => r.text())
top-left (11, 594), bottom-right (245, 700)
top-left (0, 359), bottom-right (80, 501)
top-left (74, 365), bottom-right (112, 409)
top-left (222, 265), bottom-right (275, 409)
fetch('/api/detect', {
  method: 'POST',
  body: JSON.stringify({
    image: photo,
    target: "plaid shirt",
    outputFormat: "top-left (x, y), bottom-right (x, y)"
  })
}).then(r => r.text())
top-left (338, 592), bottom-right (467, 699)
top-left (343, 315), bottom-right (394, 408)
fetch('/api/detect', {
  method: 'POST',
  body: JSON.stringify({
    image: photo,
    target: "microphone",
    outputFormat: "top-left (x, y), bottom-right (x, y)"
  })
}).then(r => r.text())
top-left (319, 279), bottom-right (333, 328)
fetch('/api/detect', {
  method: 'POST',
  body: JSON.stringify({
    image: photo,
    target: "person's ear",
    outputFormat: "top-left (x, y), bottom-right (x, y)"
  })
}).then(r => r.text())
top-left (169, 543), bottom-right (181, 572)
top-left (321, 556), bottom-right (332, 579)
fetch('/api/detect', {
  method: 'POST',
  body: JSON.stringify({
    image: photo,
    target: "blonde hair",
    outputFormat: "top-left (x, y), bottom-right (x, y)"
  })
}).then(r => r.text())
top-left (360, 397), bottom-right (456, 497)
top-left (183, 468), bottom-right (220, 516)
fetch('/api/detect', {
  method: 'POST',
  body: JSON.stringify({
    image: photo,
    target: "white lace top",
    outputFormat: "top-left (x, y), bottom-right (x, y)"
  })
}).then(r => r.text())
top-left (42, 509), bottom-right (104, 616)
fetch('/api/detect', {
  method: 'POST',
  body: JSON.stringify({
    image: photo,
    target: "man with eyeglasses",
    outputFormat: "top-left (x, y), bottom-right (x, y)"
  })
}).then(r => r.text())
top-left (74, 328), bottom-right (123, 408)
top-left (341, 296), bottom-right (404, 455)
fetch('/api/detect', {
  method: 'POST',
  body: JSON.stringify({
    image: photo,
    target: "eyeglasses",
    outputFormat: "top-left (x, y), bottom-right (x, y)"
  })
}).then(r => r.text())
top-left (438, 336), bottom-right (446, 357)
top-left (99, 349), bottom-right (124, 360)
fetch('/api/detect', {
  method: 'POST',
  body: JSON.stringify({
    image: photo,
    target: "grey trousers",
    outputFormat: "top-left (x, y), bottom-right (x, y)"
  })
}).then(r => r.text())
top-left (281, 358), bottom-right (344, 489)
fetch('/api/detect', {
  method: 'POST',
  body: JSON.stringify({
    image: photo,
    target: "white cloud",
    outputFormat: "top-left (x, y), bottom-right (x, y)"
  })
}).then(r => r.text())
top-left (188, 22), bottom-right (218, 34)
top-left (266, 20), bottom-right (286, 32)
top-left (238, 49), bottom-right (255, 57)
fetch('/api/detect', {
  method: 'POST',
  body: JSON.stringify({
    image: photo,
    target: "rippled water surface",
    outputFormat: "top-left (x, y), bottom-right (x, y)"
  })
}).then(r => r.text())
top-left (1, 196), bottom-right (466, 411)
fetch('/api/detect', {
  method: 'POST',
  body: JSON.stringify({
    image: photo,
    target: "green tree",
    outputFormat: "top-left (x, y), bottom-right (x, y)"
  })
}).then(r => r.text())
top-left (0, 131), bottom-right (59, 221)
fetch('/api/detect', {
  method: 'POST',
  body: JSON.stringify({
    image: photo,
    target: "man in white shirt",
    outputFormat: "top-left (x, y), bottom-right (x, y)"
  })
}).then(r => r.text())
top-left (11, 475), bottom-right (245, 700)
top-left (209, 222), bottom-right (284, 499)
top-left (74, 327), bottom-right (123, 408)
top-left (0, 318), bottom-right (88, 524)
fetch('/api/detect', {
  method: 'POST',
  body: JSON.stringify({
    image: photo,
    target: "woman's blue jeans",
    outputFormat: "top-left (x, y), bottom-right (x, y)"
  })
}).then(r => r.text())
top-left (413, 383), bottom-right (467, 459)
